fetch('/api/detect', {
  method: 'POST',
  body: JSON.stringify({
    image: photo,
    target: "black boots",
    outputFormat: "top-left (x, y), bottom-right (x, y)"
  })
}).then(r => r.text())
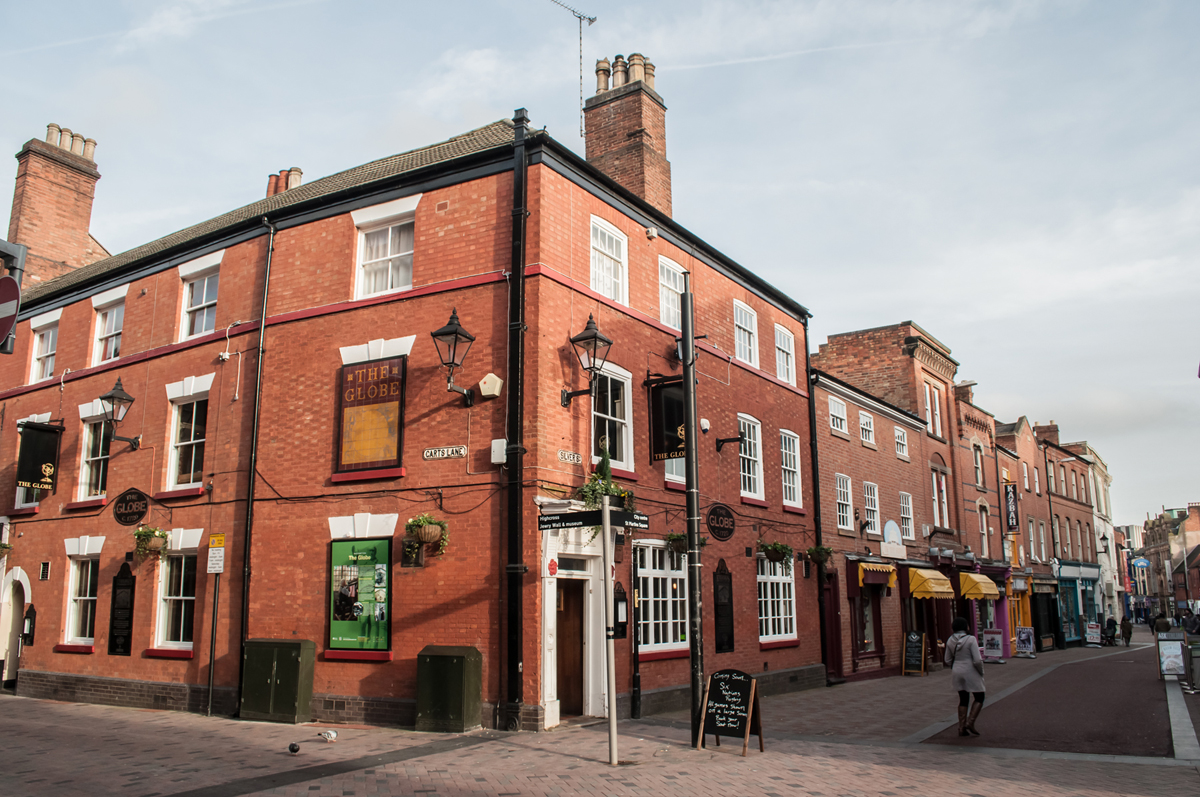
top-left (965, 702), bottom-right (982, 736)
top-left (957, 706), bottom-right (969, 736)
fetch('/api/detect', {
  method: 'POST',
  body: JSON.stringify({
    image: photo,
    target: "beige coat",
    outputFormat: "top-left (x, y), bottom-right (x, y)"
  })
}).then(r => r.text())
top-left (944, 631), bottom-right (986, 693)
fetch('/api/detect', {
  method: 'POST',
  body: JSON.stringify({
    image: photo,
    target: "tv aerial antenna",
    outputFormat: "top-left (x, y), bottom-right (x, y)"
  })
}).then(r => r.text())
top-left (547, 0), bottom-right (596, 136)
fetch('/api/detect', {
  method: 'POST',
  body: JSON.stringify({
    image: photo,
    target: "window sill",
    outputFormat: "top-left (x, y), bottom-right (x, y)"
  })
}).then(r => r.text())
top-left (54, 644), bottom-right (94, 654)
top-left (741, 496), bottom-right (768, 508)
top-left (664, 479), bottom-right (685, 492)
top-left (783, 504), bottom-right (806, 516)
top-left (760, 638), bottom-right (800, 651)
top-left (860, 439), bottom-right (877, 450)
top-left (10, 506), bottom-right (39, 516)
top-left (830, 427), bottom-right (851, 441)
top-left (324, 650), bottom-right (393, 662)
top-left (926, 433), bottom-right (948, 444)
top-left (853, 650), bottom-right (885, 663)
top-left (638, 648), bottom-right (689, 662)
top-left (332, 467), bottom-right (406, 483)
top-left (592, 464), bottom-right (638, 482)
top-left (64, 498), bottom-right (108, 511)
top-left (896, 454), bottom-right (911, 463)
top-left (154, 487), bottom-right (206, 500)
top-left (146, 648), bottom-right (194, 659)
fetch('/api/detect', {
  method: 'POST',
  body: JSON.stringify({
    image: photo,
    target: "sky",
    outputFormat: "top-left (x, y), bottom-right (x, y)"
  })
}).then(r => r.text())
top-left (1, 0), bottom-right (1196, 527)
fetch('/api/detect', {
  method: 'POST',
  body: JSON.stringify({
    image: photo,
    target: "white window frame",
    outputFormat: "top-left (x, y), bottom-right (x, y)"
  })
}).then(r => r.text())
top-left (664, 456), bottom-right (685, 483)
top-left (1039, 521), bottom-right (1047, 562)
top-left (773, 324), bottom-right (795, 386)
top-left (757, 556), bottom-right (797, 642)
top-left (658, 257), bottom-right (684, 330)
top-left (181, 270), bottom-right (219, 339)
top-left (91, 285), bottom-right (128, 366)
top-left (738, 414), bottom-right (764, 500)
top-left (732, 300), bottom-right (759, 367)
top-left (356, 219), bottom-right (414, 298)
top-left (829, 396), bottom-right (847, 434)
top-left (859, 412), bottom-right (875, 445)
top-left (1048, 465), bottom-right (1056, 494)
top-left (863, 482), bottom-right (879, 534)
top-left (158, 552), bottom-right (198, 649)
top-left (1028, 517), bottom-right (1036, 561)
top-left (634, 541), bottom-right (688, 654)
top-left (924, 382), bottom-right (942, 437)
top-left (590, 216), bottom-right (628, 305)
top-left (779, 430), bottom-right (802, 509)
top-left (894, 426), bottom-right (908, 458)
top-left (79, 420), bottom-right (112, 500)
top-left (900, 492), bottom-right (914, 539)
top-left (1071, 471), bottom-right (1078, 501)
top-left (170, 399), bottom-right (208, 489)
top-left (165, 374), bottom-right (215, 490)
top-left (66, 556), bottom-right (100, 644)
top-left (931, 470), bottom-right (949, 528)
top-left (1034, 467), bottom-right (1041, 495)
top-left (31, 323), bottom-right (58, 383)
top-left (1023, 462), bottom-right (1030, 491)
top-left (978, 505), bottom-right (989, 558)
top-left (591, 362), bottom-right (634, 473)
top-left (973, 445), bottom-right (985, 486)
top-left (15, 412), bottom-right (52, 508)
top-left (1060, 466), bottom-right (1067, 496)
top-left (836, 473), bottom-right (852, 530)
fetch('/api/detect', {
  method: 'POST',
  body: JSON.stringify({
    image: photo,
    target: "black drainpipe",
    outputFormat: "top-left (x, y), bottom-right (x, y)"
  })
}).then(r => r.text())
top-left (503, 109), bottom-right (530, 731)
top-left (802, 316), bottom-right (831, 683)
top-left (237, 217), bottom-right (276, 708)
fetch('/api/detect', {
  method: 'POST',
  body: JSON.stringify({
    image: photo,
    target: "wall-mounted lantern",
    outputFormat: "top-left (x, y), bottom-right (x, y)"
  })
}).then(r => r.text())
top-left (431, 308), bottom-right (475, 407)
top-left (99, 378), bottom-right (141, 450)
top-left (561, 314), bottom-right (613, 407)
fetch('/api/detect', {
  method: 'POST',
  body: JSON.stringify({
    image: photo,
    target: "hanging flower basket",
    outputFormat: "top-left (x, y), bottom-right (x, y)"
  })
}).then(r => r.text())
top-left (758, 540), bottom-right (795, 574)
top-left (147, 536), bottom-right (166, 551)
top-left (133, 526), bottom-right (170, 564)
top-left (405, 513), bottom-right (449, 556)
top-left (763, 547), bottom-right (786, 563)
top-left (806, 545), bottom-right (834, 566)
top-left (666, 533), bottom-right (688, 554)
top-left (414, 525), bottom-right (442, 544)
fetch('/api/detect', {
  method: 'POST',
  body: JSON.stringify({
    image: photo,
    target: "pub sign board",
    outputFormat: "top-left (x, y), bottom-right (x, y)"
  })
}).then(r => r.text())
top-left (336, 356), bottom-right (407, 474)
top-left (1004, 483), bottom-right (1019, 531)
top-left (328, 538), bottom-right (391, 651)
top-left (706, 504), bottom-right (736, 542)
top-left (112, 488), bottom-right (150, 526)
top-left (648, 381), bottom-right (686, 462)
top-left (16, 421), bottom-right (63, 494)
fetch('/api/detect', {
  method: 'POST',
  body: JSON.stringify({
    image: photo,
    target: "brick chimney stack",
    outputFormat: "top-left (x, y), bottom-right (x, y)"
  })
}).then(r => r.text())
top-left (265, 166), bottom-right (303, 197)
top-left (1034, 420), bottom-right (1060, 446)
top-left (7, 123), bottom-right (109, 284)
top-left (584, 53), bottom-right (671, 217)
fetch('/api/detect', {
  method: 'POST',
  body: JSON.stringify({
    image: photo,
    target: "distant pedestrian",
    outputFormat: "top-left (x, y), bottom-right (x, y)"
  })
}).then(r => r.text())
top-left (944, 617), bottom-right (985, 737)
top-left (1120, 616), bottom-right (1133, 646)
top-left (1104, 616), bottom-right (1118, 645)
top-left (1154, 613), bottom-right (1172, 633)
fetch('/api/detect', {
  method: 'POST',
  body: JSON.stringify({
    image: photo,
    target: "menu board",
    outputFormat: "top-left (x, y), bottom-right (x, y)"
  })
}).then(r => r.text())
top-left (700, 669), bottom-right (764, 756)
top-left (1157, 632), bottom-right (1187, 677)
top-left (903, 631), bottom-right (925, 675)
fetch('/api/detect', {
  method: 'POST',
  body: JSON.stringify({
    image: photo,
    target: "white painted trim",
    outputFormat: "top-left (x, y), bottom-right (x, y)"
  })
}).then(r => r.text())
top-left (29, 308), bottom-right (61, 330)
top-left (350, 194), bottom-right (422, 226)
top-left (19, 412), bottom-right (51, 425)
top-left (169, 528), bottom-right (204, 551)
top-left (1, 567), bottom-right (31, 605)
top-left (90, 284), bottom-right (129, 309)
top-left (338, 336), bottom-right (416, 365)
top-left (78, 399), bottom-right (114, 423)
top-left (165, 373), bottom-right (216, 402)
top-left (327, 513), bottom-right (398, 540)
top-left (177, 250), bottom-right (224, 279)
top-left (64, 536), bottom-right (106, 557)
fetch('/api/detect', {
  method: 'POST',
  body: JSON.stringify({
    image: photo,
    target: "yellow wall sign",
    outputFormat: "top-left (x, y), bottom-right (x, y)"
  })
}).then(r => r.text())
top-left (209, 534), bottom-right (226, 548)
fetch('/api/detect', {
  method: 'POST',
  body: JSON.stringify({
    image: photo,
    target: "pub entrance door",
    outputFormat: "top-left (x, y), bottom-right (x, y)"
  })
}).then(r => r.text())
top-left (556, 579), bottom-right (586, 716)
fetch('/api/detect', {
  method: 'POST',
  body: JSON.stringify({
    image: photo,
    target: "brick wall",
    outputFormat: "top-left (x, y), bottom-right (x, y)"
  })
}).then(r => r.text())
top-left (583, 83), bottom-right (672, 217)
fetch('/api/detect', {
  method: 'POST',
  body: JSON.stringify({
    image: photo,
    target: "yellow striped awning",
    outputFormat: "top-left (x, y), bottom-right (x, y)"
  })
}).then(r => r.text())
top-left (960, 572), bottom-right (1001, 599)
top-left (908, 568), bottom-right (955, 599)
top-left (858, 562), bottom-right (897, 589)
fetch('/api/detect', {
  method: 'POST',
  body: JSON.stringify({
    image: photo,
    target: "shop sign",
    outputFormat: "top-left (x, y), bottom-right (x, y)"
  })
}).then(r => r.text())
top-left (336, 356), bottom-right (407, 474)
top-left (1132, 558), bottom-right (1151, 568)
top-left (981, 628), bottom-right (1004, 659)
top-left (1085, 622), bottom-right (1101, 645)
top-left (112, 488), bottom-right (150, 526)
top-left (1015, 627), bottom-right (1036, 656)
top-left (648, 380), bottom-right (686, 462)
top-left (706, 504), bottom-right (735, 541)
top-left (1004, 483), bottom-right (1019, 531)
top-left (328, 538), bottom-right (391, 651)
top-left (423, 445), bottom-right (466, 460)
top-left (16, 421), bottom-right (62, 493)
top-left (107, 563), bottom-right (136, 657)
top-left (557, 449), bottom-right (583, 465)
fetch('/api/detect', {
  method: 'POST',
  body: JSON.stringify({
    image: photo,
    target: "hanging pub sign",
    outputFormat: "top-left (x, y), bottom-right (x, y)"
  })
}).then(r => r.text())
top-left (706, 503), bottom-right (736, 542)
top-left (328, 538), bottom-right (391, 651)
top-left (112, 488), bottom-right (150, 526)
top-left (1004, 483), bottom-right (1019, 531)
top-left (336, 356), bottom-right (407, 474)
top-left (648, 380), bottom-right (686, 462)
top-left (16, 421), bottom-right (63, 494)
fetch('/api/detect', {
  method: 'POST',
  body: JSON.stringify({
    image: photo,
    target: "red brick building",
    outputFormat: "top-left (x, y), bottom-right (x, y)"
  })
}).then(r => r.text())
top-left (0, 54), bottom-right (824, 729)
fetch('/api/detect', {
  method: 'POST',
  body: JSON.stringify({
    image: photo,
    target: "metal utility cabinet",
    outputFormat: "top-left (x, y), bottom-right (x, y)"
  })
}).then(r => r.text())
top-left (240, 639), bottom-right (315, 723)
top-left (416, 645), bottom-right (482, 732)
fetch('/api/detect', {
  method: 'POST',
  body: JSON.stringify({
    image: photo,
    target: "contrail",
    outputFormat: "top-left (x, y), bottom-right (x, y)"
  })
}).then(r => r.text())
top-left (665, 37), bottom-right (941, 71)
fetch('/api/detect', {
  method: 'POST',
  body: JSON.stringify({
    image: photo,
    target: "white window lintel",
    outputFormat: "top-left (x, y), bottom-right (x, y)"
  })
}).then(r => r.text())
top-left (165, 373), bottom-right (216, 403)
top-left (30, 308), bottom-right (62, 330)
top-left (91, 284), bottom-right (129, 309)
top-left (64, 535), bottom-right (106, 557)
top-left (351, 194), bottom-right (422, 227)
top-left (328, 513), bottom-right (399, 539)
top-left (339, 336), bottom-right (416, 365)
top-left (178, 250), bottom-right (224, 280)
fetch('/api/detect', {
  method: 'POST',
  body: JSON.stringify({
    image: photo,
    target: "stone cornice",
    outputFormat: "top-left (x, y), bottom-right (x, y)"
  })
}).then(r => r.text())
top-left (904, 336), bottom-right (957, 380)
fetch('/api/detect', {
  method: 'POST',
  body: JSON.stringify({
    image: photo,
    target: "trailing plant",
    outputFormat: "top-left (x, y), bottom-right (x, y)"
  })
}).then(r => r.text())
top-left (402, 537), bottom-right (423, 563)
top-left (578, 447), bottom-right (637, 544)
top-left (758, 540), bottom-right (795, 574)
top-left (0, 541), bottom-right (12, 556)
top-left (806, 545), bottom-right (834, 566)
top-left (405, 513), bottom-right (449, 556)
top-left (133, 526), bottom-right (170, 564)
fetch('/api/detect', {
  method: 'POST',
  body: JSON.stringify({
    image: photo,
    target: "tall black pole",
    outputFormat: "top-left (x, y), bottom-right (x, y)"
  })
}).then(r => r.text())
top-left (681, 274), bottom-right (704, 747)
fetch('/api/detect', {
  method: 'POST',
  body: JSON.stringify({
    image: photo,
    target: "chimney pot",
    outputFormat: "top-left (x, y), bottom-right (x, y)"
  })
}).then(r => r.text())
top-left (612, 55), bottom-right (627, 88)
top-left (83, 138), bottom-right (97, 161)
top-left (71, 133), bottom-right (85, 156)
top-left (644, 60), bottom-right (656, 89)
top-left (46, 123), bottom-right (61, 144)
top-left (267, 174), bottom-right (279, 197)
top-left (58, 127), bottom-right (73, 149)
top-left (595, 57), bottom-right (611, 93)
top-left (287, 167), bottom-right (302, 190)
top-left (628, 53), bottom-right (645, 83)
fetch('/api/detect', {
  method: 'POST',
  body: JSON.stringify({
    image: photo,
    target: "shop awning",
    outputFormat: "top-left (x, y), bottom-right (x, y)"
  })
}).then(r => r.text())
top-left (908, 568), bottom-right (955, 599)
top-left (859, 562), bottom-right (897, 589)
top-left (960, 572), bottom-right (1001, 599)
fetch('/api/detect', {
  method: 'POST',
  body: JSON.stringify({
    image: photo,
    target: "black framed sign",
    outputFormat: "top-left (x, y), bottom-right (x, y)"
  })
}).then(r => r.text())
top-left (1004, 483), bottom-right (1019, 531)
top-left (328, 538), bottom-right (392, 651)
top-left (336, 356), bottom-right (407, 474)
top-left (648, 381), bottom-right (686, 462)
top-left (706, 504), bottom-right (736, 542)
top-left (16, 421), bottom-right (63, 494)
top-left (112, 488), bottom-right (150, 526)
top-left (108, 563), bottom-right (136, 656)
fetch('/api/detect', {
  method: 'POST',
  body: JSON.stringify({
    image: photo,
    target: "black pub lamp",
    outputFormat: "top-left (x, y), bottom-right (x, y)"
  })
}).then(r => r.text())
top-left (431, 308), bottom-right (475, 407)
top-left (100, 378), bottom-right (141, 450)
top-left (561, 314), bottom-right (613, 407)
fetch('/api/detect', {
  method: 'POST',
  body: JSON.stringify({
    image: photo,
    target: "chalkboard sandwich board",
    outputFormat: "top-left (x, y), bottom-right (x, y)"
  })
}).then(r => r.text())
top-left (902, 631), bottom-right (926, 676)
top-left (700, 668), bottom-right (764, 756)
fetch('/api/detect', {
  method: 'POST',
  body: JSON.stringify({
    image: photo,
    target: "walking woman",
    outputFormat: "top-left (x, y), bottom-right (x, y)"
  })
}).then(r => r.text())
top-left (1120, 615), bottom-right (1133, 647)
top-left (944, 617), bottom-right (986, 737)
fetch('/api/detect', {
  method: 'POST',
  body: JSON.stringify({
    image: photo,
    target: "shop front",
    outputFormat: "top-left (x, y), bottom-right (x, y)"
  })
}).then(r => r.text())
top-left (1031, 576), bottom-right (1061, 649)
top-left (959, 571), bottom-right (1004, 657)
top-left (900, 566), bottom-right (955, 671)
top-left (843, 558), bottom-right (899, 678)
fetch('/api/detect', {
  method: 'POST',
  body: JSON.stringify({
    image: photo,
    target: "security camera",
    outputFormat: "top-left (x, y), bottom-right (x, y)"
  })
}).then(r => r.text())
top-left (700, 418), bottom-right (710, 433)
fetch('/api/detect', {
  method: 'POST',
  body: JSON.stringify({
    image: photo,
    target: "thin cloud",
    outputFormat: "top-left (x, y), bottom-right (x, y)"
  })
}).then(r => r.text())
top-left (665, 37), bottom-right (943, 71)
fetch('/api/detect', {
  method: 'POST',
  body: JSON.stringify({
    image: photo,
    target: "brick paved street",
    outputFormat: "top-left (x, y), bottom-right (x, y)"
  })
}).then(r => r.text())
top-left (3, 624), bottom-right (1197, 797)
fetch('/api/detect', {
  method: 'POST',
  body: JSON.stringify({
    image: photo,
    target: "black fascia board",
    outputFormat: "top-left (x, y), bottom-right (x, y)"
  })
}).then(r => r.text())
top-left (529, 136), bottom-right (812, 323)
top-left (18, 146), bottom-right (515, 319)
top-left (810, 368), bottom-right (925, 426)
